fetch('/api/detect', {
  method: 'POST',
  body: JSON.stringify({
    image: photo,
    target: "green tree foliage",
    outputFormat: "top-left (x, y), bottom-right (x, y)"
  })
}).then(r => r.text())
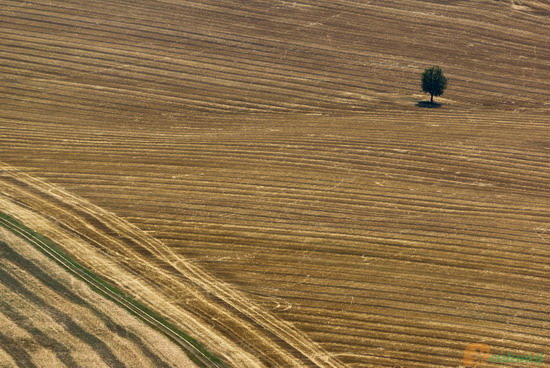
top-left (421, 66), bottom-right (448, 104)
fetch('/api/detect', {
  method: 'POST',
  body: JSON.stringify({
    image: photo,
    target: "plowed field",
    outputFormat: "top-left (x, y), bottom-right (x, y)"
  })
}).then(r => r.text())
top-left (1, 0), bottom-right (548, 367)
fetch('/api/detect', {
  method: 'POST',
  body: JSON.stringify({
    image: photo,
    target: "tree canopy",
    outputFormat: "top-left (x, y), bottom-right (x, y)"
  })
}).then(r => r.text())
top-left (421, 66), bottom-right (447, 104)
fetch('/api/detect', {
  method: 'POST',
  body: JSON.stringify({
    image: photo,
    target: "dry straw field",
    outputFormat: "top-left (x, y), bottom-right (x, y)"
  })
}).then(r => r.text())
top-left (0, 224), bottom-right (199, 368)
top-left (1, 0), bottom-right (549, 367)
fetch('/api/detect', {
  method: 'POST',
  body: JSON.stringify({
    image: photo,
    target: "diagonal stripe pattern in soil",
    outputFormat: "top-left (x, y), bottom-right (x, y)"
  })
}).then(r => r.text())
top-left (0, 163), bottom-right (346, 367)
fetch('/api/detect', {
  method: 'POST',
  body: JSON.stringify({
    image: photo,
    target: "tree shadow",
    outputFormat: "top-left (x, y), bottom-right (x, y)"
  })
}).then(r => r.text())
top-left (416, 101), bottom-right (443, 108)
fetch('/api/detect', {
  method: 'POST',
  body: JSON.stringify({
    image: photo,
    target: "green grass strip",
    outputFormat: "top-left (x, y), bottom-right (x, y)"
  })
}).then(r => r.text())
top-left (0, 212), bottom-right (227, 368)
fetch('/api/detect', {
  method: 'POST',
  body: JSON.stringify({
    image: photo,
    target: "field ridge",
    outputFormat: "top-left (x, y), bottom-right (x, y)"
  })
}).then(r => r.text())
top-left (0, 162), bottom-right (346, 367)
top-left (0, 211), bottom-right (225, 368)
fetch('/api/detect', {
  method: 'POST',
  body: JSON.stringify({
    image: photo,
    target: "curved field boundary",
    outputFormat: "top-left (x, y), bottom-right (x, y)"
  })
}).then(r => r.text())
top-left (0, 211), bottom-right (225, 368)
top-left (0, 163), bottom-right (345, 368)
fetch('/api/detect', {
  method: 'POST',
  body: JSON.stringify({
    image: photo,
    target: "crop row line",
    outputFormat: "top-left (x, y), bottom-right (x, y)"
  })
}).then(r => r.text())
top-left (0, 212), bottom-right (226, 368)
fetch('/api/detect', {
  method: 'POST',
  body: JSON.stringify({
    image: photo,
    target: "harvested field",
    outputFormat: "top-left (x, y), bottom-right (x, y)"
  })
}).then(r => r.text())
top-left (1, 0), bottom-right (549, 367)
top-left (0, 220), bottom-right (199, 368)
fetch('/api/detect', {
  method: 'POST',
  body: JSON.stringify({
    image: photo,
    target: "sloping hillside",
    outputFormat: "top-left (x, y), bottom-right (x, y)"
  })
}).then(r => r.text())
top-left (1, 0), bottom-right (548, 115)
top-left (1, 0), bottom-right (549, 367)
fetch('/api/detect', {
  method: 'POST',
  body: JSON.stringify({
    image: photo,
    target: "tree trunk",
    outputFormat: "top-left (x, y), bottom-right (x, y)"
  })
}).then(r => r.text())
top-left (430, 93), bottom-right (434, 104)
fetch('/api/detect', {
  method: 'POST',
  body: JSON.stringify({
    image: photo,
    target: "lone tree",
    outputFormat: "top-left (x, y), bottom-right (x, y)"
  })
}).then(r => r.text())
top-left (421, 66), bottom-right (447, 104)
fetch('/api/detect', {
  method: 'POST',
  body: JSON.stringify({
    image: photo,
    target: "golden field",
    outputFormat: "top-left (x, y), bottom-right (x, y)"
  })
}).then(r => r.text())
top-left (0, 224), bottom-right (198, 368)
top-left (0, 0), bottom-right (549, 367)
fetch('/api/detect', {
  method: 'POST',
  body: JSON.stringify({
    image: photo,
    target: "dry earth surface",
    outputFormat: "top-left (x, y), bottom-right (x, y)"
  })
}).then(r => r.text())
top-left (1, 0), bottom-right (549, 367)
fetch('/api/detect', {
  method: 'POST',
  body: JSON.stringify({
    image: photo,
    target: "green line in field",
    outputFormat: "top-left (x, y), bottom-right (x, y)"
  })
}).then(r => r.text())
top-left (0, 212), bottom-right (227, 368)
